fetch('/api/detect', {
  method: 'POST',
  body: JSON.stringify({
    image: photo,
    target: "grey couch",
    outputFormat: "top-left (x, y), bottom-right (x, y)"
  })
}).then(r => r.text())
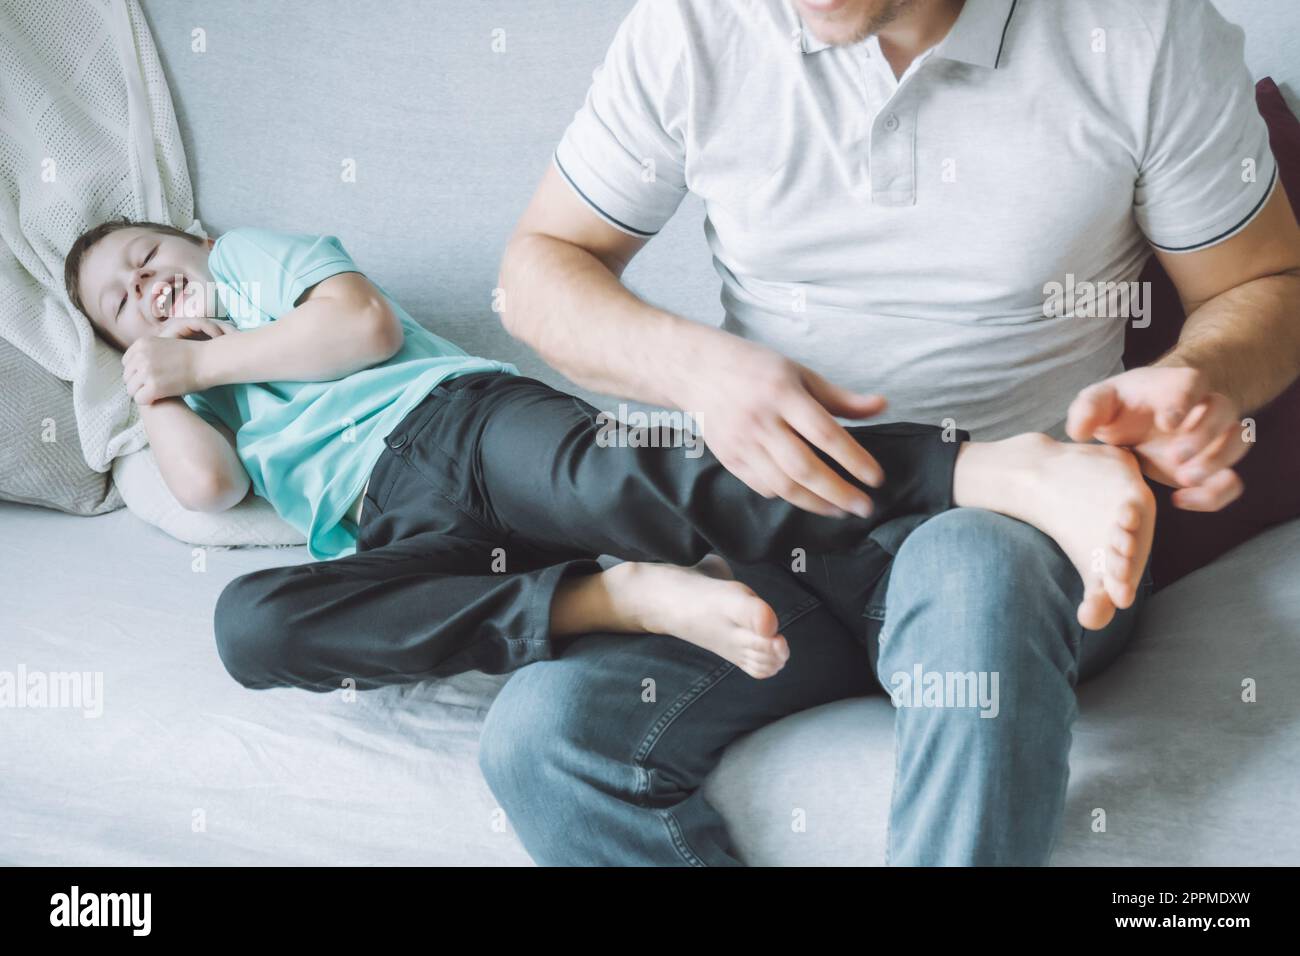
top-left (2, 0), bottom-right (1296, 865)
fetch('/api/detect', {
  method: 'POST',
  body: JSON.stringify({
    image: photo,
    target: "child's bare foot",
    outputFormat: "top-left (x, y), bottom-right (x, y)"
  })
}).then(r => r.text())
top-left (605, 557), bottom-right (789, 678)
top-left (954, 433), bottom-right (1156, 630)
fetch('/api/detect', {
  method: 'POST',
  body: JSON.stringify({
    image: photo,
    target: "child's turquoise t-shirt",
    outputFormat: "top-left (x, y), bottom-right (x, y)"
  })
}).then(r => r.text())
top-left (182, 227), bottom-right (517, 561)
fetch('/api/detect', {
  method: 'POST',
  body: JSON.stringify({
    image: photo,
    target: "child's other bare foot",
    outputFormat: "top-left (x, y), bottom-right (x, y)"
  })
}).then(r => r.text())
top-left (606, 556), bottom-right (789, 679)
top-left (954, 433), bottom-right (1156, 630)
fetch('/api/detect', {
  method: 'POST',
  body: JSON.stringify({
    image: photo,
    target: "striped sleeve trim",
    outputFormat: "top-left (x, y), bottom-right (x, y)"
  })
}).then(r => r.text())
top-left (552, 152), bottom-right (659, 239)
top-left (1149, 165), bottom-right (1279, 253)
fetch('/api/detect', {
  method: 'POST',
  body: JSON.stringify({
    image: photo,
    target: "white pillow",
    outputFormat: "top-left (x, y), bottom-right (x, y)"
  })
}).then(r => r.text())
top-left (112, 445), bottom-right (305, 547)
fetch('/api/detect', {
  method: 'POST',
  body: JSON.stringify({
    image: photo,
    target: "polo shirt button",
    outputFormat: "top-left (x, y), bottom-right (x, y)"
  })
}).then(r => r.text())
top-left (884, 113), bottom-right (900, 132)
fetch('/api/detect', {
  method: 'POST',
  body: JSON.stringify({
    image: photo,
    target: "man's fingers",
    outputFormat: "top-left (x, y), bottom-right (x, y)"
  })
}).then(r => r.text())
top-left (1175, 425), bottom-right (1251, 486)
top-left (785, 396), bottom-right (885, 490)
top-left (744, 441), bottom-right (849, 518)
top-left (1177, 399), bottom-right (1209, 434)
top-left (1066, 382), bottom-right (1120, 442)
top-left (800, 369), bottom-right (887, 421)
top-left (1154, 379), bottom-right (1207, 431)
top-left (760, 422), bottom-right (870, 517)
top-left (1171, 467), bottom-right (1244, 512)
top-left (1161, 367), bottom-right (1212, 430)
top-left (721, 455), bottom-right (775, 502)
top-left (1170, 395), bottom-right (1236, 466)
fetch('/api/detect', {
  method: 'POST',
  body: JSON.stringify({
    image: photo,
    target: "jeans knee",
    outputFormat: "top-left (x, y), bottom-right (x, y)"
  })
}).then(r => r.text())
top-left (213, 568), bottom-right (295, 689)
top-left (478, 668), bottom-right (567, 808)
top-left (882, 508), bottom-right (1079, 663)
top-left (896, 508), bottom-right (1073, 598)
top-left (479, 656), bottom-right (641, 853)
top-left (477, 694), bottom-right (521, 800)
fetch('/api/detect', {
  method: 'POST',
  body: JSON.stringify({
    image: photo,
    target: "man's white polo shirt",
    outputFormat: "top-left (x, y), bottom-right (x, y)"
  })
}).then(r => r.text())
top-left (553, 0), bottom-right (1278, 439)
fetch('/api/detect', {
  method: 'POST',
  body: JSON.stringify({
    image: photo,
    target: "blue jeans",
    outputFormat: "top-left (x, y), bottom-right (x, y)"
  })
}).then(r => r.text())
top-left (477, 507), bottom-right (1153, 865)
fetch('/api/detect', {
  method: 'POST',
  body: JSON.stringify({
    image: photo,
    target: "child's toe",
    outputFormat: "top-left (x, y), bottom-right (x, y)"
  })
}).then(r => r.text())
top-left (729, 592), bottom-right (778, 637)
top-left (1111, 525), bottom-right (1137, 558)
top-left (1117, 499), bottom-right (1145, 532)
top-left (1077, 587), bottom-right (1116, 631)
top-left (1103, 551), bottom-right (1137, 607)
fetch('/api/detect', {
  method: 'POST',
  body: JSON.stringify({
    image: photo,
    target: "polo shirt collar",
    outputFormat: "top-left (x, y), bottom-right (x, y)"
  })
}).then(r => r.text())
top-left (936, 0), bottom-right (1018, 69)
top-left (797, 15), bottom-right (832, 54)
top-left (797, 0), bottom-right (1018, 68)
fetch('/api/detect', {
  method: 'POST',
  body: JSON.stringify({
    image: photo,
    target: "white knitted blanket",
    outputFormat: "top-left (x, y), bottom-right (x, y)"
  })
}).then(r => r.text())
top-left (0, 0), bottom-right (201, 472)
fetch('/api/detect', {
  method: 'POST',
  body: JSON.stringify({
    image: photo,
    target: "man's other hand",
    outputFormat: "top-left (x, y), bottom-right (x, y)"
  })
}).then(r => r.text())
top-left (1067, 366), bottom-right (1247, 512)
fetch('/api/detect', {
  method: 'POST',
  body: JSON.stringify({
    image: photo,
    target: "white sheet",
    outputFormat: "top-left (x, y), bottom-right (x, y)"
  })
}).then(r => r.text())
top-left (0, 500), bottom-right (528, 866)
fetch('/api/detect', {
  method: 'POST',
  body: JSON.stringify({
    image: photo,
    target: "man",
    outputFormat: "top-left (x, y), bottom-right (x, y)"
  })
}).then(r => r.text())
top-left (480, 0), bottom-right (1300, 864)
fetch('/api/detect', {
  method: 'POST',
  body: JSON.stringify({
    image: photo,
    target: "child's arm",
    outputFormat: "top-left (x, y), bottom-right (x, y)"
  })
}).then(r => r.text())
top-left (194, 272), bottom-right (404, 389)
top-left (138, 397), bottom-right (250, 513)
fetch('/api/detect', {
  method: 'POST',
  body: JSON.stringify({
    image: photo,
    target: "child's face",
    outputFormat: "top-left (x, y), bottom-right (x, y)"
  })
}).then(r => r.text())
top-left (77, 227), bottom-right (217, 349)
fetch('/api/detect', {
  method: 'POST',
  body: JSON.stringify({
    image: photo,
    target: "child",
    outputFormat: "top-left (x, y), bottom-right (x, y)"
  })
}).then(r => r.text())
top-left (65, 220), bottom-right (1154, 683)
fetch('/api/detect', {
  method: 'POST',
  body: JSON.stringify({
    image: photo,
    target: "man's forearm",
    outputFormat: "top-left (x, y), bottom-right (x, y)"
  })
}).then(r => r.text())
top-left (196, 301), bottom-right (396, 390)
top-left (499, 232), bottom-right (725, 409)
top-left (1156, 270), bottom-right (1300, 413)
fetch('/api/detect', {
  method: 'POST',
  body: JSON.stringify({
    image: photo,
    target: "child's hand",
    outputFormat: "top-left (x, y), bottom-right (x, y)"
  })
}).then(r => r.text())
top-left (121, 321), bottom-right (228, 404)
top-left (156, 316), bottom-right (232, 342)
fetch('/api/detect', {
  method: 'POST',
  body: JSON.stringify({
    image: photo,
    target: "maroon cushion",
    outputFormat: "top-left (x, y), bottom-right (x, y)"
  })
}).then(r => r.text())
top-left (1125, 77), bottom-right (1300, 589)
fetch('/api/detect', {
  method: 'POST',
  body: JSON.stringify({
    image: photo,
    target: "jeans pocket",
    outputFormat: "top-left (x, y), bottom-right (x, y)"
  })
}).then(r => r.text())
top-left (394, 413), bottom-right (503, 540)
top-left (367, 447), bottom-right (403, 516)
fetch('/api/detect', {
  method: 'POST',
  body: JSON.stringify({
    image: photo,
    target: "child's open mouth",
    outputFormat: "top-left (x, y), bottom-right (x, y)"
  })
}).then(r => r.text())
top-left (153, 275), bottom-right (188, 320)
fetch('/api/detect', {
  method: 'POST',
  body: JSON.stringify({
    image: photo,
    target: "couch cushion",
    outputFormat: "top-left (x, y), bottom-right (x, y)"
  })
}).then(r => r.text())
top-left (0, 336), bottom-right (120, 514)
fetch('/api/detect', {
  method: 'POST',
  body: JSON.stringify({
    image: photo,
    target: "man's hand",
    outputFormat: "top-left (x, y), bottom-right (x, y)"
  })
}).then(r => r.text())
top-left (121, 317), bottom-right (230, 405)
top-left (1066, 365), bottom-right (1247, 512)
top-left (681, 337), bottom-right (888, 518)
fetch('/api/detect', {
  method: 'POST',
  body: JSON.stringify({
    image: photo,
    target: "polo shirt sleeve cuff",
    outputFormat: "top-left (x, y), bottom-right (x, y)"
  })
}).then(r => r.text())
top-left (1142, 149), bottom-right (1279, 254)
top-left (553, 136), bottom-right (683, 239)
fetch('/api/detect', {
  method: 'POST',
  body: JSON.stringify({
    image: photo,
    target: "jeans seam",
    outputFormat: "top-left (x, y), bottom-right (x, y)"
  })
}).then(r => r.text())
top-left (628, 597), bottom-right (823, 865)
top-left (1063, 575), bottom-right (1087, 687)
top-left (632, 660), bottom-right (735, 767)
top-left (885, 704), bottom-right (901, 866)
top-left (630, 593), bottom-right (824, 765)
top-left (879, 591), bottom-right (899, 865)
top-left (630, 664), bottom-right (731, 867)
top-left (660, 807), bottom-right (708, 867)
top-left (631, 595), bottom-right (823, 767)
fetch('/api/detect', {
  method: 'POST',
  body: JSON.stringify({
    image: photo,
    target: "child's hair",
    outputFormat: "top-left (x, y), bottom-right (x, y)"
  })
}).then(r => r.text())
top-left (63, 218), bottom-right (205, 347)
